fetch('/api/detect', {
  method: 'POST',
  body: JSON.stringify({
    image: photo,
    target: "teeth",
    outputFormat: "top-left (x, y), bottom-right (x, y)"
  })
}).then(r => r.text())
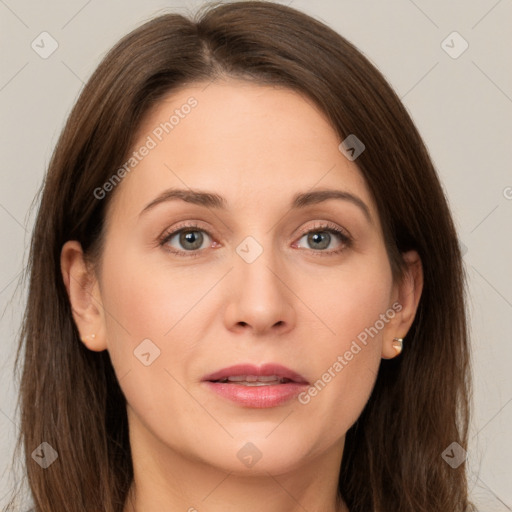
top-left (238, 382), bottom-right (278, 386)
top-left (249, 375), bottom-right (279, 382)
top-left (227, 375), bottom-right (256, 382)
top-left (216, 375), bottom-right (290, 384)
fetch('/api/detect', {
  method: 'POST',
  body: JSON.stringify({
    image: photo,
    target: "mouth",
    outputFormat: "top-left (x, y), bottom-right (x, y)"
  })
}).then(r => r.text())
top-left (201, 363), bottom-right (309, 408)
top-left (202, 363), bottom-right (309, 385)
top-left (210, 375), bottom-right (296, 386)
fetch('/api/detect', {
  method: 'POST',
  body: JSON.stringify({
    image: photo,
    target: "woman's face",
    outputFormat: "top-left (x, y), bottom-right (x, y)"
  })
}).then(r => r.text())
top-left (64, 78), bottom-right (420, 477)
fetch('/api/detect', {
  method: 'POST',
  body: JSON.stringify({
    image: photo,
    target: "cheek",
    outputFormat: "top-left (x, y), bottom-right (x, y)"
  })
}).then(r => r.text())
top-left (97, 245), bottom-right (178, 376)
top-left (100, 245), bottom-right (194, 341)
top-left (98, 243), bottom-right (216, 417)
top-left (294, 255), bottom-right (392, 429)
top-left (304, 250), bottom-right (393, 345)
top-left (97, 249), bottom-right (197, 439)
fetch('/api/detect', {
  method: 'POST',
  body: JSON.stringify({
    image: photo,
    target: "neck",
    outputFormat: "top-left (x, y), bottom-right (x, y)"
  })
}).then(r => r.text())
top-left (122, 409), bottom-right (349, 512)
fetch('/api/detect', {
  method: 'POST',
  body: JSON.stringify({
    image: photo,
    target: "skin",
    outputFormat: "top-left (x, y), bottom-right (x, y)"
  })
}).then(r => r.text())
top-left (61, 78), bottom-right (423, 512)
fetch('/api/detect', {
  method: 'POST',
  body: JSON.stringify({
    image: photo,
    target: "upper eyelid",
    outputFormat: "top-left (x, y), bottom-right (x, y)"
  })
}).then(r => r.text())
top-left (161, 220), bottom-right (348, 236)
top-left (297, 221), bottom-right (351, 237)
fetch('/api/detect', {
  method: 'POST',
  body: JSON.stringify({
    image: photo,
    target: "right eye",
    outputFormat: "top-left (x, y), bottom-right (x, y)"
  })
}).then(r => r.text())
top-left (159, 222), bottom-right (216, 257)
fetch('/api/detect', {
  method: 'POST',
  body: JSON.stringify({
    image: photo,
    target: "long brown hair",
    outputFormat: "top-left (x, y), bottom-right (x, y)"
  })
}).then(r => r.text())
top-left (5, 1), bottom-right (475, 510)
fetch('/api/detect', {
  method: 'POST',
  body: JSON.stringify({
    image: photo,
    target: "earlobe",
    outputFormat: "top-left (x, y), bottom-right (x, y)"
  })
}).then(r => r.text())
top-left (60, 241), bottom-right (108, 352)
top-left (381, 250), bottom-right (423, 360)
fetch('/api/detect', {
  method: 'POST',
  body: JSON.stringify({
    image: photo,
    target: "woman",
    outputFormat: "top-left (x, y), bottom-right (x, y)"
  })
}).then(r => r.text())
top-left (7, 1), bottom-right (475, 510)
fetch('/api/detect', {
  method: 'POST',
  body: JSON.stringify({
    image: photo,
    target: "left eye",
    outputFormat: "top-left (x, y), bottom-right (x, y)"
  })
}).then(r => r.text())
top-left (295, 228), bottom-right (348, 251)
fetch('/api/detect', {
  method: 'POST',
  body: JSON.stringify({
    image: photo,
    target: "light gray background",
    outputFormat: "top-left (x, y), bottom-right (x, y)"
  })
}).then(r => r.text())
top-left (1, 0), bottom-right (511, 510)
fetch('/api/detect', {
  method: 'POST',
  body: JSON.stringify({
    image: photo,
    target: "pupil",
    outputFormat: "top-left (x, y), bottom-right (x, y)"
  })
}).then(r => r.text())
top-left (181, 230), bottom-right (203, 250)
top-left (309, 232), bottom-right (329, 249)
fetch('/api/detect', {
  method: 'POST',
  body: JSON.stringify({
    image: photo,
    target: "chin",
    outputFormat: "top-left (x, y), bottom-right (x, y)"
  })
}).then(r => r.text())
top-left (195, 433), bottom-right (315, 475)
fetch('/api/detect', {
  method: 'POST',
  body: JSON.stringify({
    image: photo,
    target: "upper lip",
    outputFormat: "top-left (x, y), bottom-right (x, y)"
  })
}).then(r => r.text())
top-left (202, 363), bottom-right (309, 384)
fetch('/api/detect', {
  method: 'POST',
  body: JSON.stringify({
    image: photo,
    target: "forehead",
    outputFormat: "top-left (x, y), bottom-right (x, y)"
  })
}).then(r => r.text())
top-left (106, 79), bottom-right (378, 225)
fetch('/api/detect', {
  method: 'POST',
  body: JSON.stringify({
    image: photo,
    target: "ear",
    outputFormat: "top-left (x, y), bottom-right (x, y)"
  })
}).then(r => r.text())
top-left (60, 240), bottom-right (108, 352)
top-left (381, 249), bottom-right (423, 359)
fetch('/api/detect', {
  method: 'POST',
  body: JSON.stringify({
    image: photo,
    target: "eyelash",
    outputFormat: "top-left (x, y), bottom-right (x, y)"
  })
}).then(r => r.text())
top-left (158, 221), bottom-right (352, 258)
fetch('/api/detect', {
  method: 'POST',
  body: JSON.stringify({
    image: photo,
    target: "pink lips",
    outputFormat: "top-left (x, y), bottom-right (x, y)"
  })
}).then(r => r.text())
top-left (201, 363), bottom-right (309, 409)
top-left (202, 363), bottom-right (309, 384)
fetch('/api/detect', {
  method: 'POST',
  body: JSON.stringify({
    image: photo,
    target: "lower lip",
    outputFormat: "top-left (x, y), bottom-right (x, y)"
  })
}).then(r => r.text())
top-left (203, 381), bottom-right (308, 408)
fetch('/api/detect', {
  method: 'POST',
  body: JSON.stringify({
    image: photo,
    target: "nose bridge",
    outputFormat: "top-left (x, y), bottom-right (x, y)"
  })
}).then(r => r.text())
top-left (225, 231), bottom-right (295, 333)
top-left (235, 232), bottom-right (284, 301)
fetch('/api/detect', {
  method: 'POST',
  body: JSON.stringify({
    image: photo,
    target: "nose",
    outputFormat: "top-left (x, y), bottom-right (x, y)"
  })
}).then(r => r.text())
top-left (223, 244), bottom-right (296, 336)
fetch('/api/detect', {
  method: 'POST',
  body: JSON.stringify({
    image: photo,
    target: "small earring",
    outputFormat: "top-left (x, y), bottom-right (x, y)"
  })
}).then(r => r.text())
top-left (392, 337), bottom-right (403, 355)
top-left (81, 334), bottom-right (96, 342)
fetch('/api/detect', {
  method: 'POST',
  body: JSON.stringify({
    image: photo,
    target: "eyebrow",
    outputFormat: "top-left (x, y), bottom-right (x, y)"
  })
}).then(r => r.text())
top-left (139, 187), bottom-right (372, 223)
